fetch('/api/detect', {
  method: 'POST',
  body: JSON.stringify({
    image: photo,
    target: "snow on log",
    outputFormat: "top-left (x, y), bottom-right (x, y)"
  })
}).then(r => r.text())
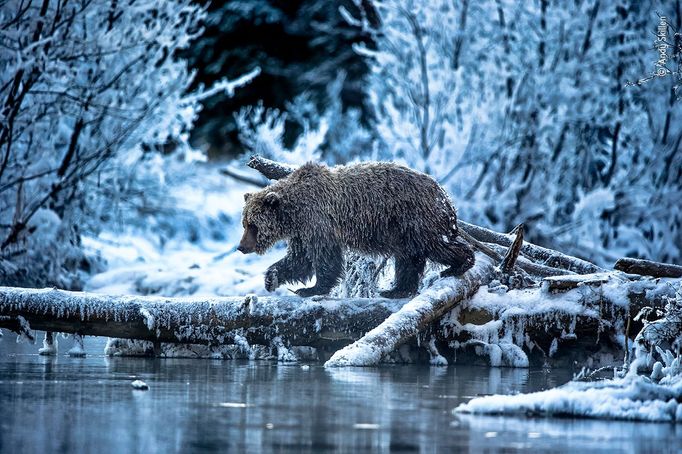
top-left (614, 258), bottom-right (682, 278)
top-left (483, 242), bottom-right (569, 277)
top-left (450, 272), bottom-right (681, 368)
top-left (0, 273), bottom-right (676, 364)
top-left (543, 273), bottom-right (612, 292)
top-left (324, 255), bottom-right (496, 367)
top-left (0, 287), bottom-right (405, 347)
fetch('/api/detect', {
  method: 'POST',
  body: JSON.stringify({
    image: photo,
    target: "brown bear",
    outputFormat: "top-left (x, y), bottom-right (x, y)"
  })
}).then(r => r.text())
top-left (238, 162), bottom-right (475, 298)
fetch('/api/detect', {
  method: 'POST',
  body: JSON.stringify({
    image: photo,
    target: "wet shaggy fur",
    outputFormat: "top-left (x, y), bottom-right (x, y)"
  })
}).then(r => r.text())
top-left (239, 162), bottom-right (475, 297)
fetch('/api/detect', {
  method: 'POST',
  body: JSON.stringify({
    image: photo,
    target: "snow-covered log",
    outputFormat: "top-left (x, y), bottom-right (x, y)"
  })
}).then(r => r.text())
top-left (543, 273), bottom-right (612, 292)
top-left (476, 240), bottom-right (570, 278)
top-left (324, 256), bottom-right (496, 367)
top-left (449, 274), bottom-right (678, 367)
top-left (0, 287), bottom-right (404, 348)
top-left (247, 155), bottom-right (298, 180)
top-left (0, 273), bottom-right (677, 364)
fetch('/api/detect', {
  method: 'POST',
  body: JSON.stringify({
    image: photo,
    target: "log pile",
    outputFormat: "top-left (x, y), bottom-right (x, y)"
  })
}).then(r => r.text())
top-left (0, 155), bottom-right (680, 367)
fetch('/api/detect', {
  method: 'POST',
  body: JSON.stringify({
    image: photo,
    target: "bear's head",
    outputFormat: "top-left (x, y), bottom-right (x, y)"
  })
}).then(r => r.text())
top-left (238, 190), bottom-right (287, 254)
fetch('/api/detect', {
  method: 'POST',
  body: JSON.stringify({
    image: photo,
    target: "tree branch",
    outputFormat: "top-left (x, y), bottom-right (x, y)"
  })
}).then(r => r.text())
top-left (614, 258), bottom-right (682, 278)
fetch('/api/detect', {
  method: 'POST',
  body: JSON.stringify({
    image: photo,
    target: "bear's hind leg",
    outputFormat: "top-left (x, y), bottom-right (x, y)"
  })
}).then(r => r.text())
top-left (295, 242), bottom-right (343, 297)
top-left (430, 237), bottom-right (475, 277)
top-left (380, 256), bottom-right (426, 299)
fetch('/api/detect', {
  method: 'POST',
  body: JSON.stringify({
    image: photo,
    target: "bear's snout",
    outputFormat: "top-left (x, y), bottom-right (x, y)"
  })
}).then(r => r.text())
top-left (238, 224), bottom-right (258, 254)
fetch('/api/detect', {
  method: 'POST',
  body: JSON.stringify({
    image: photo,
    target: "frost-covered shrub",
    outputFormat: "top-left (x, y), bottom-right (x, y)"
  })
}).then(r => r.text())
top-left (236, 100), bottom-right (325, 165)
top-left (0, 0), bottom-right (256, 287)
top-left (235, 74), bottom-right (372, 165)
top-left (346, 0), bottom-right (482, 175)
top-left (635, 283), bottom-right (682, 368)
top-left (345, 0), bottom-right (682, 266)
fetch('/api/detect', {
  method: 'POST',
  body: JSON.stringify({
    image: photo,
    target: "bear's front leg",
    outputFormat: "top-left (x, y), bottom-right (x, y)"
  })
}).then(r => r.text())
top-left (295, 242), bottom-right (343, 297)
top-left (263, 238), bottom-right (314, 292)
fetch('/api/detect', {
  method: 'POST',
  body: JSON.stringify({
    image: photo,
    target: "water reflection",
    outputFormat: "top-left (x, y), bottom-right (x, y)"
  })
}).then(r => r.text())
top-left (1, 338), bottom-right (680, 452)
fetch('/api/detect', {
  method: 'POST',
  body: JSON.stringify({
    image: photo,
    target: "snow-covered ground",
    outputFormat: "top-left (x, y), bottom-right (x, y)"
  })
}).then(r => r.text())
top-left (455, 371), bottom-right (682, 423)
top-left (83, 163), bottom-right (288, 298)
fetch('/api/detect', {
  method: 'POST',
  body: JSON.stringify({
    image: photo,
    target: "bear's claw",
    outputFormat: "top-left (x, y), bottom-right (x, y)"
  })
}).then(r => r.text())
top-left (379, 289), bottom-right (416, 299)
top-left (264, 267), bottom-right (279, 292)
top-left (294, 287), bottom-right (329, 297)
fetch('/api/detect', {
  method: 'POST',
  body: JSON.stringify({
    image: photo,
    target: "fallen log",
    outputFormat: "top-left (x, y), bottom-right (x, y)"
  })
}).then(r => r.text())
top-left (483, 242), bottom-right (570, 277)
top-left (0, 274), bottom-right (677, 365)
top-left (324, 256), bottom-right (496, 367)
top-left (614, 257), bottom-right (682, 278)
top-left (220, 166), bottom-right (268, 187)
top-left (247, 155), bottom-right (298, 180)
top-left (543, 273), bottom-right (612, 292)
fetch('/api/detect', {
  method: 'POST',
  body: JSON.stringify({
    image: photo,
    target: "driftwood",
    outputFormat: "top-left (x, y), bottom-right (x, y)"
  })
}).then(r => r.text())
top-left (543, 273), bottom-right (612, 292)
top-left (483, 242), bottom-right (572, 277)
top-left (219, 167), bottom-right (268, 187)
top-left (457, 221), bottom-right (604, 274)
top-left (247, 155), bottom-right (298, 180)
top-left (614, 257), bottom-right (682, 278)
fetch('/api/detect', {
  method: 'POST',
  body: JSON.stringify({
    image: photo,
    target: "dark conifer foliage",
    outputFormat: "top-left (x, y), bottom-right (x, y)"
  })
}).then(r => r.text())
top-left (183, 0), bottom-right (374, 158)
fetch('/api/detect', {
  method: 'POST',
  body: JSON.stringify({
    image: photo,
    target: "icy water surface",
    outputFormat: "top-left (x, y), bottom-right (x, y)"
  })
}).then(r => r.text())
top-left (1, 337), bottom-right (680, 453)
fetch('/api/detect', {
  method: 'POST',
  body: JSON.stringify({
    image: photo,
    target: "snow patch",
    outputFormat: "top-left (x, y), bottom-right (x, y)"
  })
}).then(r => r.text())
top-left (455, 374), bottom-right (682, 423)
top-left (67, 334), bottom-right (86, 357)
top-left (131, 380), bottom-right (149, 390)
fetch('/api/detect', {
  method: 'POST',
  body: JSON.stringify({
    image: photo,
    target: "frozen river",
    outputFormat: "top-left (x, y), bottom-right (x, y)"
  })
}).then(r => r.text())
top-left (1, 336), bottom-right (680, 453)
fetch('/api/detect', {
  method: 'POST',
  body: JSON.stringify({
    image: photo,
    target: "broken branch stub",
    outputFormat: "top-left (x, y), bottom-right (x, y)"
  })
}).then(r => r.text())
top-left (500, 223), bottom-right (524, 274)
top-left (247, 155), bottom-right (297, 180)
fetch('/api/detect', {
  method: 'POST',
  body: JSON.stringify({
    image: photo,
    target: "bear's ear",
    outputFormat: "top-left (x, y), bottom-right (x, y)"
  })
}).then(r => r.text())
top-left (264, 191), bottom-right (281, 207)
top-left (243, 193), bottom-right (252, 202)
